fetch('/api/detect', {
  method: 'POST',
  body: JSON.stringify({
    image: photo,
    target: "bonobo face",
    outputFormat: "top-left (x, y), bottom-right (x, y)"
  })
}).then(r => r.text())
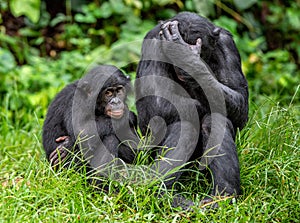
top-left (102, 85), bottom-right (126, 119)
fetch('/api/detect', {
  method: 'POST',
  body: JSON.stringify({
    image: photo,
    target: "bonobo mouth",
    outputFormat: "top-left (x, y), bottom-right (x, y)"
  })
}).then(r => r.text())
top-left (107, 109), bottom-right (124, 119)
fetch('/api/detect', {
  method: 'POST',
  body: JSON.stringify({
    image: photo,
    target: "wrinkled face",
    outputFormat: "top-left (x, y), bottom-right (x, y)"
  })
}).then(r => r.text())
top-left (102, 85), bottom-right (126, 119)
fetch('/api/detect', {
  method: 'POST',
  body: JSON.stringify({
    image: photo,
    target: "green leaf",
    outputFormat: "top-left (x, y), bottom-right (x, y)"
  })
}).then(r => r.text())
top-left (10, 0), bottom-right (41, 23)
top-left (214, 16), bottom-right (238, 35)
top-left (287, 8), bottom-right (300, 29)
top-left (99, 2), bottom-right (113, 18)
top-left (74, 13), bottom-right (97, 23)
top-left (192, 0), bottom-right (215, 17)
top-left (233, 0), bottom-right (257, 10)
top-left (0, 48), bottom-right (16, 73)
top-left (19, 27), bottom-right (40, 37)
top-left (110, 0), bottom-right (125, 14)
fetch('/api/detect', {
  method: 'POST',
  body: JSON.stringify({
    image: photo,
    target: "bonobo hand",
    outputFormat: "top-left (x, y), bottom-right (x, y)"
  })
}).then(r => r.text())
top-left (159, 20), bottom-right (202, 57)
top-left (49, 136), bottom-right (70, 168)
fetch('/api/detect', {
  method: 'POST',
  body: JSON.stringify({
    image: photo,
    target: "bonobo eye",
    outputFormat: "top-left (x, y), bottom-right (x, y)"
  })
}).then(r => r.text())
top-left (105, 90), bottom-right (113, 97)
top-left (116, 86), bottom-right (125, 95)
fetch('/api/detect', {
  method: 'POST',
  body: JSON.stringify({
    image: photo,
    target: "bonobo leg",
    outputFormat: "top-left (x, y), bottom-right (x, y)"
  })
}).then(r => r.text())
top-left (200, 113), bottom-right (240, 200)
top-left (150, 121), bottom-right (198, 210)
top-left (49, 136), bottom-right (70, 168)
top-left (151, 121), bottom-right (199, 187)
top-left (118, 143), bottom-right (136, 164)
top-left (102, 134), bottom-right (120, 157)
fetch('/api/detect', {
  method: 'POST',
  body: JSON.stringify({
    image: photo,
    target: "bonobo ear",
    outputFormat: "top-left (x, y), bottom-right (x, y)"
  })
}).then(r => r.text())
top-left (210, 27), bottom-right (221, 48)
top-left (213, 27), bottom-right (221, 37)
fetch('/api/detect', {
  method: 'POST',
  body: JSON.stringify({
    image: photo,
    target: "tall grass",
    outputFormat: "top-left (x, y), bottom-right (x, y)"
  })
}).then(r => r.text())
top-left (0, 96), bottom-right (299, 222)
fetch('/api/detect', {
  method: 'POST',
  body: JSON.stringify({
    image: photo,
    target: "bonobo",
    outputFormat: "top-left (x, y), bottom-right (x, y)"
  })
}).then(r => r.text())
top-left (43, 65), bottom-right (137, 173)
top-left (135, 12), bottom-right (248, 207)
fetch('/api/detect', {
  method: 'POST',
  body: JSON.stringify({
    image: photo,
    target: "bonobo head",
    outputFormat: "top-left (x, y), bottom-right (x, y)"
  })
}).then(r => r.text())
top-left (101, 85), bottom-right (127, 119)
top-left (94, 66), bottom-right (131, 119)
top-left (170, 12), bottom-right (221, 61)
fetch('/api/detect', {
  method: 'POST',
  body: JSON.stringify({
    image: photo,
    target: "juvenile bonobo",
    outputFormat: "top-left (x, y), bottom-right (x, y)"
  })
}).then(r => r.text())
top-left (43, 65), bottom-right (138, 172)
top-left (135, 12), bottom-right (248, 207)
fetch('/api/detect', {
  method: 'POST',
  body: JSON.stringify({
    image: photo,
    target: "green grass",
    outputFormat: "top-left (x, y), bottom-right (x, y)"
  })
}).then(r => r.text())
top-left (1, 96), bottom-right (299, 222)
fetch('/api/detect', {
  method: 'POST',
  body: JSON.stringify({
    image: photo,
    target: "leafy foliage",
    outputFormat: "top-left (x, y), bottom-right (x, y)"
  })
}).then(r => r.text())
top-left (10, 0), bottom-right (41, 23)
top-left (1, 0), bottom-right (299, 107)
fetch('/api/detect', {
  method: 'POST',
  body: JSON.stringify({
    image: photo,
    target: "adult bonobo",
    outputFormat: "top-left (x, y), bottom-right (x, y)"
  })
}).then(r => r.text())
top-left (43, 65), bottom-right (138, 175)
top-left (135, 12), bottom-right (248, 207)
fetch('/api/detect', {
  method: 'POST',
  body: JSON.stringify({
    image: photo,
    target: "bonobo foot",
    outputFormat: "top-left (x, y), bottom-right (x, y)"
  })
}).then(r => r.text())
top-left (49, 136), bottom-right (70, 168)
top-left (200, 195), bottom-right (236, 209)
top-left (171, 194), bottom-right (195, 211)
top-left (160, 20), bottom-right (202, 56)
top-left (172, 195), bottom-right (236, 211)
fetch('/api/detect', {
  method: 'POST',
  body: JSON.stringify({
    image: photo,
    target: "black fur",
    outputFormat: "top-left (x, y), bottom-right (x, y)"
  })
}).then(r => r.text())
top-left (135, 12), bottom-right (248, 203)
top-left (42, 65), bottom-right (137, 169)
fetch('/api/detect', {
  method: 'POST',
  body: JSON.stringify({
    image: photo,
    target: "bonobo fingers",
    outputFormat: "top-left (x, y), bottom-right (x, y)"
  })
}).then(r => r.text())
top-left (50, 146), bottom-right (68, 160)
top-left (55, 135), bottom-right (69, 143)
top-left (49, 146), bottom-right (68, 167)
top-left (159, 31), bottom-right (165, 41)
top-left (161, 21), bottom-right (186, 45)
top-left (196, 38), bottom-right (202, 47)
top-left (160, 21), bottom-right (202, 56)
top-left (189, 38), bottom-right (202, 56)
top-left (168, 20), bottom-right (186, 44)
top-left (50, 136), bottom-right (69, 167)
top-left (161, 21), bottom-right (172, 41)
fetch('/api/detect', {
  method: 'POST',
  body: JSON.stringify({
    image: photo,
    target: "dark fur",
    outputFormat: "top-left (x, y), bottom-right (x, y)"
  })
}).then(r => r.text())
top-left (42, 65), bottom-right (137, 168)
top-left (135, 12), bottom-right (248, 200)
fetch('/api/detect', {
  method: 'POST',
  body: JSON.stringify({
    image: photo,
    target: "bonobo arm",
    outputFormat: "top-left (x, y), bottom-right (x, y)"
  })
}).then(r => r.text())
top-left (116, 111), bottom-right (139, 163)
top-left (160, 21), bottom-right (248, 129)
top-left (135, 61), bottom-right (203, 123)
top-left (42, 83), bottom-right (77, 161)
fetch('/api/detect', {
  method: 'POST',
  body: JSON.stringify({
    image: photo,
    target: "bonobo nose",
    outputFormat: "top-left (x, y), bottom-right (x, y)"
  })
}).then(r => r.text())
top-left (110, 97), bottom-right (120, 104)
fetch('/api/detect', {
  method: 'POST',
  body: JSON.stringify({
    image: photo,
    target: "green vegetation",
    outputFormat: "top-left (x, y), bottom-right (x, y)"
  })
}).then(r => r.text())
top-left (0, 0), bottom-right (299, 222)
